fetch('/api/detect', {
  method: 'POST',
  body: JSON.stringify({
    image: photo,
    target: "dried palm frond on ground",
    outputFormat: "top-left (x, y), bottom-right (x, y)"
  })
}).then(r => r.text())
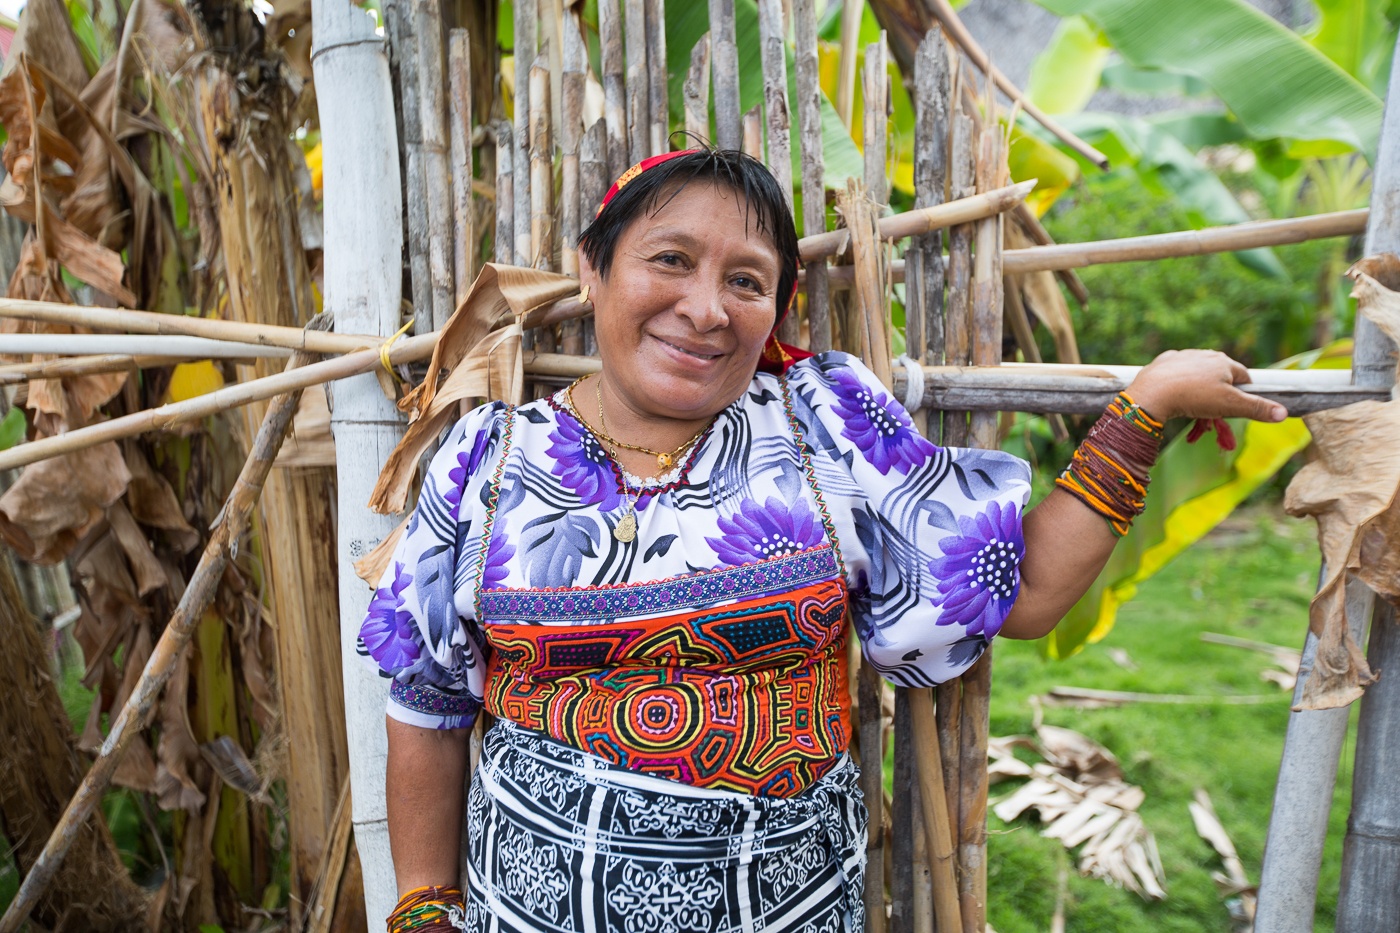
top-left (989, 717), bottom-right (1167, 900)
top-left (1190, 788), bottom-right (1257, 932)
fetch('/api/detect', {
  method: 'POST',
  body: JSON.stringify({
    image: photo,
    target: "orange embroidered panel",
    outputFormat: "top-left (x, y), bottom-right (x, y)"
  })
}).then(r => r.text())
top-left (482, 578), bottom-right (852, 798)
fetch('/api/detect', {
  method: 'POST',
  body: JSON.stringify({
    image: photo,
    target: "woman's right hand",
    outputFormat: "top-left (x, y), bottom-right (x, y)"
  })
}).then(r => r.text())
top-left (1124, 349), bottom-right (1288, 424)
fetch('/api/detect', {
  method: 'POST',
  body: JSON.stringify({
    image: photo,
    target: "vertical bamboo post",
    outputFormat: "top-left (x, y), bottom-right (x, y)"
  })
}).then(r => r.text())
top-left (954, 114), bottom-right (1007, 933)
top-left (310, 0), bottom-right (405, 919)
top-left (684, 34), bottom-right (712, 142)
top-left (413, 0), bottom-right (455, 330)
top-left (529, 54), bottom-right (556, 363)
top-left (385, 0), bottom-right (431, 333)
top-left (495, 121), bottom-right (514, 265)
top-left (835, 0), bottom-right (862, 129)
top-left (580, 117), bottom-right (609, 355)
top-left (599, 0), bottom-right (629, 181)
top-left (709, 0), bottom-right (741, 150)
top-left (757, 0), bottom-right (797, 343)
top-left (513, 0), bottom-right (536, 269)
top-left (448, 29), bottom-right (475, 302)
top-left (1264, 39), bottom-right (1400, 933)
top-left (742, 104), bottom-right (764, 158)
top-left (792, 0), bottom-right (829, 351)
top-left (624, 0), bottom-right (650, 163)
top-left (645, 0), bottom-right (669, 154)
top-left (561, 17), bottom-right (586, 355)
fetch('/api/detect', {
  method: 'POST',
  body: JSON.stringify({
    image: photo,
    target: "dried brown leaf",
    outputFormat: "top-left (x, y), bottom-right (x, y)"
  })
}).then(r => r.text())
top-left (154, 651), bottom-right (207, 812)
top-left (124, 446), bottom-right (199, 553)
top-left (107, 501), bottom-right (167, 596)
top-left (0, 441), bottom-right (132, 562)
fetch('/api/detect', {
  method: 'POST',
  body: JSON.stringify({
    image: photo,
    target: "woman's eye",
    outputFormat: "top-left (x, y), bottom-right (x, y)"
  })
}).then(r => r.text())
top-left (654, 253), bottom-right (683, 267)
top-left (732, 275), bottom-right (761, 292)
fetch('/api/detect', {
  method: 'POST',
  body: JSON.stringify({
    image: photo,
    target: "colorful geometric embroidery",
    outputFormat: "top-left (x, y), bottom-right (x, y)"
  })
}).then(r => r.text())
top-left (478, 546), bottom-right (840, 623)
top-left (389, 680), bottom-right (478, 718)
top-left (483, 578), bottom-right (852, 797)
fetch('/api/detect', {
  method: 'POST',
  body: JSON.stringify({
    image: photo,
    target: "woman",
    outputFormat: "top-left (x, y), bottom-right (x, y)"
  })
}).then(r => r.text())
top-left (360, 149), bottom-right (1286, 932)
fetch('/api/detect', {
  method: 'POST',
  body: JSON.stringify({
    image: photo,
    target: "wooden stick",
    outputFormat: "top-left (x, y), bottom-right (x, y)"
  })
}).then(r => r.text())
top-left (941, 111), bottom-right (976, 446)
top-left (969, 121), bottom-right (1005, 448)
top-left (624, 0), bottom-right (650, 163)
top-left (793, 0), bottom-right (828, 351)
top-left (414, 0), bottom-right (456, 330)
top-left (386, 0), bottom-right (433, 335)
top-left (910, 689), bottom-right (963, 933)
top-left (580, 118), bottom-right (608, 355)
top-left (598, 0), bottom-right (629, 181)
top-left (742, 104), bottom-right (764, 158)
top-left (0, 354), bottom-right (164, 385)
top-left (1, 334), bottom-right (292, 358)
top-left (922, 0), bottom-right (1108, 169)
top-left (1002, 208), bottom-right (1369, 275)
top-left (449, 29), bottom-right (476, 304)
top-left (906, 28), bottom-right (949, 373)
top-left (836, 0), bottom-right (862, 128)
top-left (495, 121), bottom-right (515, 264)
top-left (529, 56), bottom-right (555, 273)
top-left (0, 297), bottom-right (380, 353)
top-left (513, 0), bottom-right (537, 269)
top-left (684, 34), bottom-right (712, 142)
top-left (645, 0), bottom-right (669, 156)
top-left (957, 653), bottom-right (993, 933)
top-left (0, 341), bottom-right (320, 933)
top-left (709, 0), bottom-right (742, 150)
top-left (560, 17), bottom-right (586, 355)
top-left (0, 333), bottom-right (435, 472)
top-left (799, 181), bottom-right (1033, 261)
top-left (757, 0), bottom-right (794, 210)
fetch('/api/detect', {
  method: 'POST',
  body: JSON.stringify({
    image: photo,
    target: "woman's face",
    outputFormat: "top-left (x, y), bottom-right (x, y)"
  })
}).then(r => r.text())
top-left (580, 181), bottom-right (782, 423)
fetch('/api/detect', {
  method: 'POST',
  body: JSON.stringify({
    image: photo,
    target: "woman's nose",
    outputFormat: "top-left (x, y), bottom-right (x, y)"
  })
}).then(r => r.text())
top-left (675, 277), bottom-right (730, 332)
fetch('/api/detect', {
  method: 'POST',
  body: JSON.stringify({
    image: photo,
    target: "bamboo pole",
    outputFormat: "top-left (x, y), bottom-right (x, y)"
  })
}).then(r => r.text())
top-left (793, 0), bottom-right (829, 351)
top-left (1011, 202), bottom-right (1088, 306)
top-left (742, 104), bottom-right (764, 158)
top-left (0, 297), bottom-right (380, 352)
top-left (385, 0), bottom-right (432, 335)
top-left (513, 0), bottom-right (537, 269)
top-left (835, 0), bottom-right (862, 129)
top-left (798, 181), bottom-right (1033, 261)
top-left (495, 121), bottom-right (514, 264)
top-left (709, 0), bottom-right (742, 150)
top-left (0, 343), bottom-right (320, 933)
top-left (1, 334), bottom-right (293, 357)
top-left (580, 118), bottom-right (609, 356)
top-left (1002, 209), bottom-right (1369, 275)
top-left (906, 29), bottom-right (949, 372)
top-left (684, 34), bottom-right (712, 142)
top-left (413, 0), bottom-right (456, 330)
top-left (599, 0), bottom-right (629, 181)
top-left (645, 0), bottom-right (669, 156)
top-left (758, 0), bottom-right (793, 210)
top-left (910, 689), bottom-right (963, 933)
top-left (920, 0), bottom-right (1107, 169)
top-left (0, 354), bottom-right (150, 384)
top-left (624, 0), bottom-right (650, 163)
top-left (560, 17), bottom-right (586, 355)
top-left (310, 1), bottom-right (405, 916)
top-left (529, 57), bottom-right (555, 272)
top-left (449, 29), bottom-right (476, 304)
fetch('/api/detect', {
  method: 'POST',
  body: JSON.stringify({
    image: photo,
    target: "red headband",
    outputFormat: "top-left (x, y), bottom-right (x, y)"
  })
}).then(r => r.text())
top-left (595, 150), bottom-right (811, 375)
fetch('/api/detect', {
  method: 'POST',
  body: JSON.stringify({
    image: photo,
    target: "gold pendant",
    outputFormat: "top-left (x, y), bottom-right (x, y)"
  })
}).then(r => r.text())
top-left (614, 508), bottom-right (638, 542)
top-left (657, 452), bottom-right (672, 470)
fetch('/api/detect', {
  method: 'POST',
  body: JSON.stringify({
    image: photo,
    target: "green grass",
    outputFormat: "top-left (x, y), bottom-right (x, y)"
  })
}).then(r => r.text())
top-left (985, 506), bottom-right (1353, 932)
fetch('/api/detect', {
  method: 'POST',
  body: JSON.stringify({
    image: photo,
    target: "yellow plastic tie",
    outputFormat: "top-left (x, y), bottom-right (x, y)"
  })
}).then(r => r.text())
top-left (379, 318), bottom-right (416, 382)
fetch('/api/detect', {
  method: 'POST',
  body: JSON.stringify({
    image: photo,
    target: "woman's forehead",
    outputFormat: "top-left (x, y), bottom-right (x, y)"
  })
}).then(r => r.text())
top-left (630, 182), bottom-right (780, 259)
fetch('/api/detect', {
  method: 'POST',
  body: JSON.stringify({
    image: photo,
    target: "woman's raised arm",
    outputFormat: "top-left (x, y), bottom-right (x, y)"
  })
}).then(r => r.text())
top-left (1000, 350), bottom-right (1289, 640)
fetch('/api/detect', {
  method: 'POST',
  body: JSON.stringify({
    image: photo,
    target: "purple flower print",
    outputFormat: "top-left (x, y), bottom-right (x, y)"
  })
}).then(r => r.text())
top-left (360, 563), bottom-right (422, 671)
top-left (827, 366), bottom-right (936, 475)
top-left (927, 500), bottom-right (1023, 637)
top-left (482, 528), bottom-right (516, 590)
top-left (443, 428), bottom-right (494, 520)
top-left (547, 410), bottom-right (623, 510)
top-left (708, 496), bottom-right (825, 566)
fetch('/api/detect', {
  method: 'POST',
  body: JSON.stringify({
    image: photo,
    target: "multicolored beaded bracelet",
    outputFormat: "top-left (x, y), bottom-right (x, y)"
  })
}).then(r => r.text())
top-left (387, 885), bottom-right (466, 933)
top-left (1056, 391), bottom-right (1164, 537)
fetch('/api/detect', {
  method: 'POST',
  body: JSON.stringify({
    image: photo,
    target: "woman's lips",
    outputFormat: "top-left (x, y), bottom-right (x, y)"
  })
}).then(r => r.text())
top-left (651, 335), bottom-right (725, 361)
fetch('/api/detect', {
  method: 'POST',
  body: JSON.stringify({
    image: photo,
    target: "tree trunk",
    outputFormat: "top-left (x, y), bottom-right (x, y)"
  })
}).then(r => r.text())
top-left (0, 547), bottom-right (149, 932)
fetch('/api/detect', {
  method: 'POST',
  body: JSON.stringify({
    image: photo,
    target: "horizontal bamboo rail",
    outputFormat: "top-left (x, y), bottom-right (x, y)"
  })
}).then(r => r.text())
top-left (2, 334), bottom-right (292, 358)
top-left (0, 297), bottom-right (383, 353)
top-left (0, 355), bottom-right (197, 384)
top-left (1002, 209), bottom-right (1369, 275)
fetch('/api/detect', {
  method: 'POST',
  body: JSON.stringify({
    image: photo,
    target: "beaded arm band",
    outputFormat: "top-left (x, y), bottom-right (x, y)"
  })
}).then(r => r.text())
top-left (1056, 391), bottom-right (1164, 537)
top-left (387, 885), bottom-right (466, 933)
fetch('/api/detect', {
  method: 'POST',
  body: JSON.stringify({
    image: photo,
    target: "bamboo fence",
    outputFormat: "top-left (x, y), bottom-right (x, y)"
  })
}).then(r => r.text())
top-left (0, 0), bottom-right (1393, 928)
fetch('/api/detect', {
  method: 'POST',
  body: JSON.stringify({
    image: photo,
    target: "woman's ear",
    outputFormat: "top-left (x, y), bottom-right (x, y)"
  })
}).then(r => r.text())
top-left (577, 248), bottom-right (598, 292)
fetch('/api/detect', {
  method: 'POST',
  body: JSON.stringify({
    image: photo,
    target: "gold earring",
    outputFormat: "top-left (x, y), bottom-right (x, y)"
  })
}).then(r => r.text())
top-left (577, 284), bottom-right (591, 304)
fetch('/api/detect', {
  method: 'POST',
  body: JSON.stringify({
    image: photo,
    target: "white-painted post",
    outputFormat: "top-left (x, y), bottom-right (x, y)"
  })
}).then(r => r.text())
top-left (311, 0), bottom-right (406, 923)
top-left (1256, 38), bottom-right (1400, 932)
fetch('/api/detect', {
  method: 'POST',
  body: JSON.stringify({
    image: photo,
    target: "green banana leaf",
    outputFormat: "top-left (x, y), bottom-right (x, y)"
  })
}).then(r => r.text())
top-left (0, 407), bottom-right (25, 452)
top-left (1307, 0), bottom-right (1397, 93)
top-left (1053, 112), bottom-right (1287, 277)
top-left (1041, 340), bottom-right (1351, 658)
top-left (1032, 0), bottom-right (1384, 158)
top-left (1026, 15), bottom-right (1111, 115)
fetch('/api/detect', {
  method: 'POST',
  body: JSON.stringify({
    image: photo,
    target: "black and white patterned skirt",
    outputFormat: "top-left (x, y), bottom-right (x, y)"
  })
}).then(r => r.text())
top-left (463, 720), bottom-right (867, 933)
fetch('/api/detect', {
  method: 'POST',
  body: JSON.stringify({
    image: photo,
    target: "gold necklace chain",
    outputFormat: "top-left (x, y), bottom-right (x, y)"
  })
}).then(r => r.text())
top-left (564, 375), bottom-right (711, 473)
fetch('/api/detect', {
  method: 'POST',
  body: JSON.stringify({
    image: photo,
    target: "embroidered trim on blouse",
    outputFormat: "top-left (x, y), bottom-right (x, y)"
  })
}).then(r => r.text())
top-left (779, 373), bottom-right (849, 581)
top-left (479, 545), bottom-right (841, 623)
top-left (390, 680), bottom-right (479, 717)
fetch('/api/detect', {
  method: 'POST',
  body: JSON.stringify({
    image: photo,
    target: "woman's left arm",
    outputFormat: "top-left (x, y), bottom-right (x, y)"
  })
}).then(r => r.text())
top-left (1000, 350), bottom-right (1289, 640)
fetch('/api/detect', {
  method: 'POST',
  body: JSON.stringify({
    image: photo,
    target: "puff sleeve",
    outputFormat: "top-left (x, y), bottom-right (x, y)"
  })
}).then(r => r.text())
top-left (356, 402), bottom-right (509, 729)
top-left (785, 353), bottom-right (1033, 687)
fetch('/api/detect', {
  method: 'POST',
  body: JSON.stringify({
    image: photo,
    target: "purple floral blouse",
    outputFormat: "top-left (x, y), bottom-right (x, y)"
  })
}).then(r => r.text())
top-left (359, 353), bottom-right (1032, 730)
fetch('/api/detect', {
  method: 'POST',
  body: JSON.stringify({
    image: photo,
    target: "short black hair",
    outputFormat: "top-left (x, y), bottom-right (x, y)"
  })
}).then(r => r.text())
top-left (577, 148), bottom-right (800, 324)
